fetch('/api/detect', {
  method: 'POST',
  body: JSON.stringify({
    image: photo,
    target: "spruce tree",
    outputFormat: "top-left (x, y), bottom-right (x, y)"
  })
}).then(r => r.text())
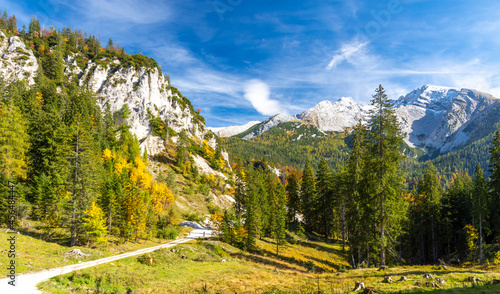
top-left (473, 164), bottom-right (487, 264)
top-left (489, 130), bottom-right (500, 240)
top-left (316, 158), bottom-right (335, 239)
top-left (285, 170), bottom-right (301, 226)
top-left (271, 178), bottom-right (287, 256)
top-left (364, 85), bottom-right (406, 267)
top-left (67, 113), bottom-right (101, 246)
top-left (343, 120), bottom-right (367, 265)
top-left (301, 161), bottom-right (316, 233)
top-left (419, 162), bottom-right (443, 263)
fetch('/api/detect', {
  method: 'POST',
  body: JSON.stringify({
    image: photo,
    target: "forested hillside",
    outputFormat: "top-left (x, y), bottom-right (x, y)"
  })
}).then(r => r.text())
top-left (0, 11), bottom-right (230, 246)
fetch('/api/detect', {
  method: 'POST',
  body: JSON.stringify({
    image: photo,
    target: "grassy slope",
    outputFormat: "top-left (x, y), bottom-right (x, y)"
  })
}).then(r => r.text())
top-left (36, 236), bottom-right (500, 293)
top-left (0, 225), bottom-right (192, 275)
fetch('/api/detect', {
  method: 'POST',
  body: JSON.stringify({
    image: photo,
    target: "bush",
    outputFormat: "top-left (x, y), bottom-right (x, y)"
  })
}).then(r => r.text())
top-left (494, 251), bottom-right (500, 265)
top-left (182, 212), bottom-right (203, 223)
top-left (157, 226), bottom-right (179, 240)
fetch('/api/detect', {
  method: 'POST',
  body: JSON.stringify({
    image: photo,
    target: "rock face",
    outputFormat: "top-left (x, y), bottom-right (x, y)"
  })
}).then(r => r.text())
top-left (0, 31), bottom-right (38, 85)
top-left (71, 58), bottom-right (208, 155)
top-left (0, 40), bottom-right (220, 181)
top-left (395, 85), bottom-right (499, 152)
top-left (223, 85), bottom-right (500, 154)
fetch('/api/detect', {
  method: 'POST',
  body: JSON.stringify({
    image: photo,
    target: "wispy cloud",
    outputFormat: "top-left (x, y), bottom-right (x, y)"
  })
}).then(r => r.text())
top-left (244, 79), bottom-right (288, 116)
top-left (54, 0), bottom-right (171, 24)
top-left (327, 39), bottom-right (371, 69)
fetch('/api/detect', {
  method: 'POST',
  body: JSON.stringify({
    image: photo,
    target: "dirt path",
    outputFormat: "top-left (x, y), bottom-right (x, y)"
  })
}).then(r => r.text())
top-left (0, 229), bottom-right (213, 294)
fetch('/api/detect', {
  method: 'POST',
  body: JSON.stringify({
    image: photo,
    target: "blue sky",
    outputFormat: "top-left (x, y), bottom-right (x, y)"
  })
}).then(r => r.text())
top-left (2, 0), bottom-right (500, 127)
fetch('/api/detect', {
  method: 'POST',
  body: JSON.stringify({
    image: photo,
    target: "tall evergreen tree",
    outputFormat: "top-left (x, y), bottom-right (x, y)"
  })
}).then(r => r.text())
top-left (489, 130), bottom-right (500, 240)
top-left (419, 162), bottom-right (443, 263)
top-left (285, 170), bottom-right (301, 226)
top-left (301, 161), bottom-right (316, 233)
top-left (67, 113), bottom-right (101, 246)
top-left (364, 85), bottom-right (406, 267)
top-left (316, 158), bottom-right (335, 239)
top-left (343, 120), bottom-right (367, 265)
top-left (473, 164), bottom-right (487, 264)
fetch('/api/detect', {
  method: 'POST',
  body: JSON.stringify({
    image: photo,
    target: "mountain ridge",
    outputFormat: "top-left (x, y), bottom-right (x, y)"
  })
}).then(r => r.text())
top-left (218, 84), bottom-right (500, 155)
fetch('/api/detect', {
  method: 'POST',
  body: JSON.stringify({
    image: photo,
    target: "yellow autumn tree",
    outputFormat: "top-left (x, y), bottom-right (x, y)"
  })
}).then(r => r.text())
top-left (130, 156), bottom-right (152, 189)
top-left (114, 156), bottom-right (131, 175)
top-left (149, 182), bottom-right (174, 215)
top-left (208, 212), bottom-right (224, 234)
top-left (82, 202), bottom-right (108, 245)
top-left (465, 224), bottom-right (478, 257)
top-left (203, 140), bottom-right (216, 159)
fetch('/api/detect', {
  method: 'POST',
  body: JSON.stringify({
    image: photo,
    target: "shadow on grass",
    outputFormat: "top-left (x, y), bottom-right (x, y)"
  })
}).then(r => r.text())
top-left (230, 251), bottom-right (309, 273)
top-left (294, 238), bottom-right (348, 258)
top-left (17, 225), bottom-right (71, 247)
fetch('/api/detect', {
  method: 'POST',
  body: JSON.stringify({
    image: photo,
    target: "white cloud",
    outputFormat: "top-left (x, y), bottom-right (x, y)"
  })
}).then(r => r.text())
top-left (327, 39), bottom-right (370, 69)
top-left (243, 79), bottom-right (288, 116)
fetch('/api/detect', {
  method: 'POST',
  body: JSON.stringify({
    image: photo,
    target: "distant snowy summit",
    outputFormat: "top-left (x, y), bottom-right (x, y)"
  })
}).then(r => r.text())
top-left (296, 97), bottom-right (373, 132)
top-left (214, 84), bottom-right (500, 154)
top-left (210, 121), bottom-right (261, 137)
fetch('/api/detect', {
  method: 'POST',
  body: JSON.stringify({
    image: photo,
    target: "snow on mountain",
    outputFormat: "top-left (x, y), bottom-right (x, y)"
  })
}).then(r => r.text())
top-left (230, 84), bottom-right (500, 154)
top-left (395, 85), bottom-right (498, 151)
top-left (296, 97), bottom-right (373, 132)
top-left (242, 113), bottom-right (296, 140)
top-left (210, 121), bottom-right (261, 137)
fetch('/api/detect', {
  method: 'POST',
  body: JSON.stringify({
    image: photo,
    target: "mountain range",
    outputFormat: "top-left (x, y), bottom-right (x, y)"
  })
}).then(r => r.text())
top-left (214, 85), bottom-right (500, 156)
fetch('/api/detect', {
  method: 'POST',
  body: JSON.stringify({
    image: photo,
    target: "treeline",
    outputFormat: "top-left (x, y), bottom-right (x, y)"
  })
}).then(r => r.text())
top-left (219, 85), bottom-right (500, 267)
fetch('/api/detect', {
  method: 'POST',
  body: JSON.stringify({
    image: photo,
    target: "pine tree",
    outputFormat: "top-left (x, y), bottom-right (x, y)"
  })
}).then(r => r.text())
top-left (473, 164), bottom-right (487, 264)
top-left (28, 16), bottom-right (40, 36)
top-left (301, 161), bottom-right (316, 233)
top-left (67, 113), bottom-right (101, 246)
top-left (285, 170), bottom-right (301, 226)
top-left (271, 178), bottom-right (287, 257)
top-left (316, 158), bottom-right (335, 239)
top-left (489, 130), bottom-right (500, 240)
top-left (245, 170), bottom-right (259, 251)
top-left (364, 85), bottom-right (406, 267)
top-left (419, 162), bottom-right (443, 263)
top-left (343, 120), bottom-right (367, 265)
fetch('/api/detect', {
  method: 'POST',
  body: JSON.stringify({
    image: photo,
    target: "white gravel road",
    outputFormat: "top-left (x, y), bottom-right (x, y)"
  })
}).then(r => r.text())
top-left (0, 229), bottom-right (213, 294)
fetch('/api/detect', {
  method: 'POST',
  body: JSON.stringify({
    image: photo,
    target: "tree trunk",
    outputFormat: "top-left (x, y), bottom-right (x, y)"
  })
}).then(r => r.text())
top-left (341, 192), bottom-right (346, 251)
top-left (420, 217), bottom-right (425, 264)
top-left (70, 130), bottom-right (79, 247)
top-left (380, 197), bottom-right (386, 267)
top-left (479, 211), bottom-right (483, 264)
